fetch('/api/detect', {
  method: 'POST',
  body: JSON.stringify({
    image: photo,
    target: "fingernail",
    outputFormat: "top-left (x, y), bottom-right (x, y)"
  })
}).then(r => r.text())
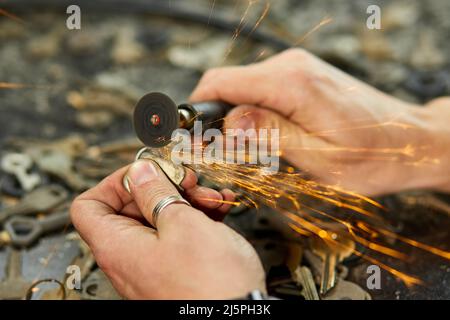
top-left (127, 161), bottom-right (158, 186)
top-left (235, 116), bottom-right (255, 130)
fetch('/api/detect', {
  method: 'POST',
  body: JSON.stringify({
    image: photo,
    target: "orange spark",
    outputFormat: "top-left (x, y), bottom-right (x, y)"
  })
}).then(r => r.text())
top-left (0, 8), bottom-right (25, 24)
top-left (198, 198), bottom-right (241, 206)
top-left (0, 82), bottom-right (28, 89)
top-left (293, 15), bottom-right (333, 46)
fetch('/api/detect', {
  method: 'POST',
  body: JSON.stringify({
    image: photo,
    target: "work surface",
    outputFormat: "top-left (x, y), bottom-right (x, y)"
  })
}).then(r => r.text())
top-left (0, 0), bottom-right (449, 300)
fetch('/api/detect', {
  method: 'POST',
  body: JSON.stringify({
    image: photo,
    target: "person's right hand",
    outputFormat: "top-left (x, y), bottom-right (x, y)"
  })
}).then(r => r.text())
top-left (190, 49), bottom-right (450, 196)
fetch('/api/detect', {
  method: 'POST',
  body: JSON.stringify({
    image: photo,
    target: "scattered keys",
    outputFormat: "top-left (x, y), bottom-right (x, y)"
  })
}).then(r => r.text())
top-left (309, 233), bottom-right (355, 295)
top-left (1, 153), bottom-right (41, 192)
top-left (0, 185), bottom-right (68, 224)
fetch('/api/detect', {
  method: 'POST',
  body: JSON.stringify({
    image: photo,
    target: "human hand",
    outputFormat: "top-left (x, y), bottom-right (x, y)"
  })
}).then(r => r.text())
top-left (70, 160), bottom-right (266, 299)
top-left (190, 49), bottom-right (450, 196)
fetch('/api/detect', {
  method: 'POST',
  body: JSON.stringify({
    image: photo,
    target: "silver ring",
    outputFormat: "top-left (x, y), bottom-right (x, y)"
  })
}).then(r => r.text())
top-left (152, 195), bottom-right (191, 227)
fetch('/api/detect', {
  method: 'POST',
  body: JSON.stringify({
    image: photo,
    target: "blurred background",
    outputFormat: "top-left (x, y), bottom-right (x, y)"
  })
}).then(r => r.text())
top-left (0, 0), bottom-right (449, 300)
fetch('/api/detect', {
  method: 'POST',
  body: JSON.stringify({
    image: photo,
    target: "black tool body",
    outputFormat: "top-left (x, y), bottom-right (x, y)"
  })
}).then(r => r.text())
top-left (133, 92), bottom-right (233, 148)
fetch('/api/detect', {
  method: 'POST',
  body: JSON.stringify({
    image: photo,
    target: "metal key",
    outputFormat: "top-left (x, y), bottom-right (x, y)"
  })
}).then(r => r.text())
top-left (1, 153), bottom-right (41, 191)
top-left (309, 234), bottom-right (355, 295)
top-left (0, 184), bottom-right (68, 224)
top-left (29, 147), bottom-right (93, 191)
top-left (322, 279), bottom-right (371, 300)
top-left (293, 266), bottom-right (320, 300)
top-left (0, 248), bottom-right (32, 299)
top-left (3, 210), bottom-right (71, 247)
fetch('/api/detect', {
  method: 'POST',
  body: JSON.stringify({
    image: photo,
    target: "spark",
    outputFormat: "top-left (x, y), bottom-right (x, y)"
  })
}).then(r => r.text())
top-left (247, 1), bottom-right (271, 38)
top-left (0, 82), bottom-right (28, 89)
top-left (253, 49), bottom-right (268, 62)
top-left (0, 82), bottom-right (55, 90)
top-left (198, 198), bottom-right (241, 206)
top-left (300, 121), bottom-right (420, 138)
top-left (293, 15), bottom-right (333, 46)
top-left (222, 0), bottom-right (269, 64)
top-left (207, 0), bottom-right (216, 26)
top-left (0, 8), bottom-right (25, 24)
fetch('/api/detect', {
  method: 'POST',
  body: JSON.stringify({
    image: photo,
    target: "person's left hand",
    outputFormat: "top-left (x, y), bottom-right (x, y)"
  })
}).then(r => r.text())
top-left (70, 160), bottom-right (266, 299)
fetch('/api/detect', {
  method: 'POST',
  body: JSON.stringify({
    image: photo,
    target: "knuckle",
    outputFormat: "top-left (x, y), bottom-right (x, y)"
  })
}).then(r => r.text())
top-left (69, 194), bottom-right (84, 224)
top-left (284, 48), bottom-right (310, 60)
top-left (142, 183), bottom-right (177, 210)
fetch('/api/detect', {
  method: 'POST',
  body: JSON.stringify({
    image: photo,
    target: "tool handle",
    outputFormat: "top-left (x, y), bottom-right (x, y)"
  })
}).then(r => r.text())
top-left (182, 101), bottom-right (234, 130)
top-left (193, 101), bottom-right (234, 127)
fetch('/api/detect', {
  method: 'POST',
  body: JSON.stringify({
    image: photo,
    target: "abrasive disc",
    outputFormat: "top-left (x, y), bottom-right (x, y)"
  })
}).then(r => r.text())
top-left (133, 92), bottom-right (179, 148)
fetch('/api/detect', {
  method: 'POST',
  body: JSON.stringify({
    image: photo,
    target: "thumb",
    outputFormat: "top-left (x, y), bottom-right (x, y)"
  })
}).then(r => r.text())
top-left (125, 160), bottom-right (202, 232)
top-left (224, 105), bottom-right (331, 171)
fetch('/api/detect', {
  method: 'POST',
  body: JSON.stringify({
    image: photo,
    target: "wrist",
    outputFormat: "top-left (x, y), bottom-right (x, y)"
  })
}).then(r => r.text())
top-left (411, 99), bottom-right (450, 193)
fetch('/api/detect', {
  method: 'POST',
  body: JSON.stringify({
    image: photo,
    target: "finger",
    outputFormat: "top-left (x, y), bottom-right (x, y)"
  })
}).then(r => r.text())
top-left (189, 65), bottom-right (297, 119)
top-left (125, 160), bottom-right (207, 234)
top-left (185, 186), bottom-right (223, 210)
top-left (70, 168), bottom-right (159, 277)
top-left (223, 105), bottom-right (332, 174)
top-left (180, 167), bottom-right (198, 189)
top-left (217, 189), bottom-right (236, 215)
top-left (121, 201), bottom-right (148, 224)
top-left (190, 65), bottom-right (272, 109)
top-left (204, 189), bottom-right (237, 221)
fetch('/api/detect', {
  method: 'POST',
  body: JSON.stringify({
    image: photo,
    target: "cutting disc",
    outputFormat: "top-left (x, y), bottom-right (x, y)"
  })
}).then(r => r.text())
top-left (133, 92), bottom-right (180, 148)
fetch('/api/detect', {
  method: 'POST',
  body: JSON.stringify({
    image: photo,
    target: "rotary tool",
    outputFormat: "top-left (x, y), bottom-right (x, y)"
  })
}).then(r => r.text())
top-left (133, 92), bottom-right (233, 148)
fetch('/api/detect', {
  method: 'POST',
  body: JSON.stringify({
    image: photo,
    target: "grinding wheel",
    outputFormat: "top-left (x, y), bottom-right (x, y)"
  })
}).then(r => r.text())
top-left (133, 92), bottom-right (180, 148)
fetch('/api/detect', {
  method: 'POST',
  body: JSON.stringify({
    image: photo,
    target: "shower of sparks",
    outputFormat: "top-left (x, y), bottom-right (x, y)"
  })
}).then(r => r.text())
top-left (222, 0), bottom-right (269, 64)
top-left (0, 8), bottom-right (25, 24)
top-left (147, 118), bottom-right (450, 287)
top-left (247, 1), bottom-right (271, 38)
top-left (293, 15), bottom-right (333, 46)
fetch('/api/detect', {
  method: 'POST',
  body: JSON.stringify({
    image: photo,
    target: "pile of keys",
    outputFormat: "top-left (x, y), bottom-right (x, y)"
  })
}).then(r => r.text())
top-left (0, 135), bottom-right (136, 300)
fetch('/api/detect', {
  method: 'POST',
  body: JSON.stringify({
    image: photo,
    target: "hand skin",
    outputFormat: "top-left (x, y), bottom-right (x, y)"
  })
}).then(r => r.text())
top-left (190, 48), bottom-right (450, 196)
top-left (70, 160), bottom-right (266, 299)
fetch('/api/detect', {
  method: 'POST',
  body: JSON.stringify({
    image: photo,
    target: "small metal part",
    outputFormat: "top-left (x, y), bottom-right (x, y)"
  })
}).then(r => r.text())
top-left (123, 147), bottom-right (186, 193)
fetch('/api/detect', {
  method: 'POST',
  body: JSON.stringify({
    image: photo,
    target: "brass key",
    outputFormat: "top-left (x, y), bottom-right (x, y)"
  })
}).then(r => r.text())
top-left (293, 266), bottom-right (320, 300)
top-left (309, 233), bottom-right (355, 295)
top-left (0, 249), bottom-right (32, 299)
